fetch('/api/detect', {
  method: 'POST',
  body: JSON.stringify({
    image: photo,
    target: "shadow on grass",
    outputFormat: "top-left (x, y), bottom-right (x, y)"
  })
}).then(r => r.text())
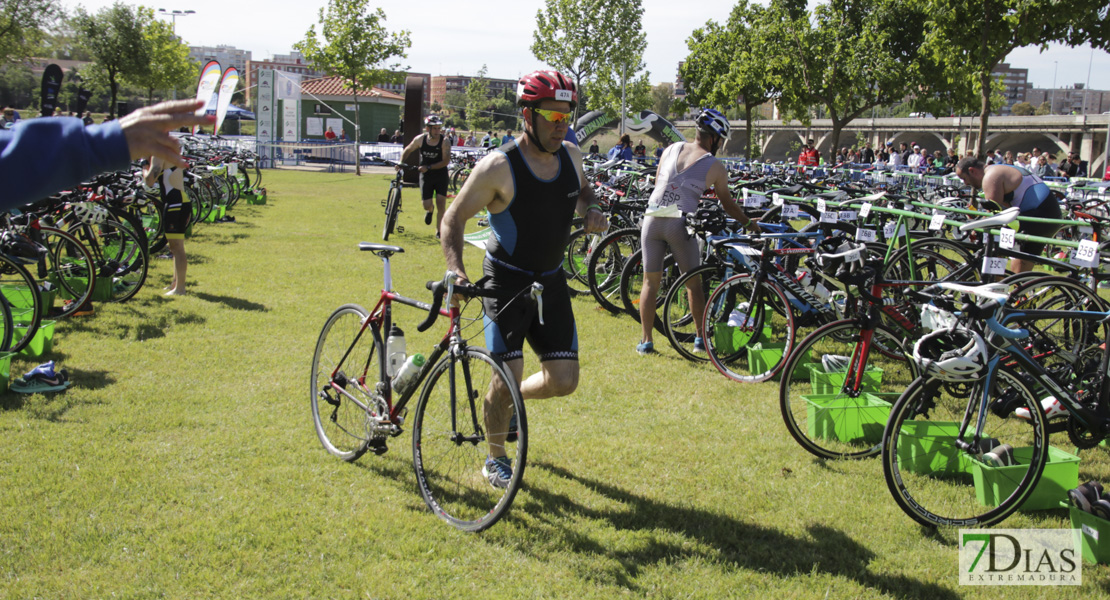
top-left (191, 291), bottom-right (267, 312)
top-left (55, 302), bottom-right (206, 341)
top-left (209, 233), bottom-right (252, 246)
top-left (154, 252), bottom-right (211, 265)
top-left (521, 460), bottom-right (958, 600)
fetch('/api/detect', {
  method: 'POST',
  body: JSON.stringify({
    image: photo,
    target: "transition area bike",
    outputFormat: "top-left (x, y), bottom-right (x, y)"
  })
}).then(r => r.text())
top-left (310, 242), bottom-right (529, 531)
top-left (380, 160), bottom-right (413, 242)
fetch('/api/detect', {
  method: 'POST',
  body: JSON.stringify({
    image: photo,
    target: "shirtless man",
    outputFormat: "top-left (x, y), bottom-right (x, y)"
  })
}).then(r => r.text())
top-left (955, 156), bottom-right (1062, 273)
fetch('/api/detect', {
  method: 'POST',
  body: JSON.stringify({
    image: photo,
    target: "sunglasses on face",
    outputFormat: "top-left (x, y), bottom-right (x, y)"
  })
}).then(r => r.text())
top-left (532, 108), bottom-right (572, 124)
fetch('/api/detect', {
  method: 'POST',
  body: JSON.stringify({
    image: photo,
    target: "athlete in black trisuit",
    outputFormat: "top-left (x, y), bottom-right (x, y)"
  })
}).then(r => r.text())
top-left (440, 69), bottom-right (608, 488)
top-left (402, 115), bottom-right (451, 237)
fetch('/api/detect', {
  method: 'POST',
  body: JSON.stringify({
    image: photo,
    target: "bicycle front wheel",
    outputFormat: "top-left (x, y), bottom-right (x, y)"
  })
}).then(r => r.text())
top-left (310, 304), bottom-right (381, 462)
top-left (412, 346), bottom-right (526, 532)
top-left (881, 369), bottom-right (1049, 529)
top-left (779, 319), bottom-right (917, 460)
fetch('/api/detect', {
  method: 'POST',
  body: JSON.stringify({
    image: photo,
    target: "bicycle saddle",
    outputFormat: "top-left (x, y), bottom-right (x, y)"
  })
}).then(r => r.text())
top-left (358, 242), bottom-right (404, 255)
top-left (958, 206), bottom-right (1020, 232)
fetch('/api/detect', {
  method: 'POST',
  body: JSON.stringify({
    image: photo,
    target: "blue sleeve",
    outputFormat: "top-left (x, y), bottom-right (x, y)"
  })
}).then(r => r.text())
top-left (621, 147), bottom-right (633, 160)
top-left (564, 127), bottom-right (578, 146)
top-left (0, 117), bottom-right (131, 211)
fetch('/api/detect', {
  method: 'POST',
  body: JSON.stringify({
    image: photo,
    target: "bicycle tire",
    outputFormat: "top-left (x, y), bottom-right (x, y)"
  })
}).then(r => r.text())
top-left (586, 227), bottom-right (640, 314)
top-left (662, 263), bottom-right (724, 362)
top-left (563, 228), bottom-right (596, 297)
top-left (412, 346), bottom-right (527, 532)
top-left (310, 304), bottom-right (380, 462)
top-left (618, 248), bottom-right (676, 333)
top-left (36, 226), bottom-right (96, 320)
top-left (779, 319), bottom-right (917, 460)
top-left (703, 273), bottom-right (795, 382)
top-left (882, 369), bottom-right (1049, 529)
top-left (0, 254), bottom-right (42, 353)
top-left (382, 185), bottom-right (401, 241)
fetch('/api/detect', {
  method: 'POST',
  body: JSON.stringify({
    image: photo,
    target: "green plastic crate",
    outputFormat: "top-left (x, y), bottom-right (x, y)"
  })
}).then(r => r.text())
top-left (810, 364), bottom-right (884, 395)
top-left (247, 190), bottom-right (267, 205)
top-left (804, 393), bottom-right (891, 445)
top-left (0, 351), bottom-right (13, 393)
top-left (747, 343), bottom-right (814, 381)
top-left (895, 420), bottom-right (975, 478)
top-left (52, 276), bottom-right (111, 303)
top-left (204, 205), bottom-right (226, 223)
top-left (1070, 507), bottom-right (1110, 565)
top-left (972, 445), bottom-right (1080, 511)
top-left (16, 319), bottom-right (56, 358)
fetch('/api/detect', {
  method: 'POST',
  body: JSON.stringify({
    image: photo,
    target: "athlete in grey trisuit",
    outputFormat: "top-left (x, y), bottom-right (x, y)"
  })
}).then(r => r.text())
top-left (636, 108), bottom-right (754, 356)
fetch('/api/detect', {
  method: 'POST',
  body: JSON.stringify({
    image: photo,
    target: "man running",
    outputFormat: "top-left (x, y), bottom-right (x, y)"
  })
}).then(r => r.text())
top-left (440, 69), bottom-right (607, 488)
top-left (402, 115), bottom-right (451, 237)
top-left (955, 156), bottom-right (1062, 273)
top-left (635, 109), bottom-right (754, 355)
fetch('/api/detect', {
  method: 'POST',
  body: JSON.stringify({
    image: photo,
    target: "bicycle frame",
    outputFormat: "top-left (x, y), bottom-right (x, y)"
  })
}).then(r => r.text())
top-left (325, 255), bottom-right (458, 428)
top-left (953, 308), bottom-right (1110, 452)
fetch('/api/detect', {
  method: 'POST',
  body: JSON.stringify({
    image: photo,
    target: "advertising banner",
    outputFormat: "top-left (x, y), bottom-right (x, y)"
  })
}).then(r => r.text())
top-left (193, 61), bottom-right (222, 134)
top-left (40, 64), bottom-right (63, 117)
top-left (214, 67), bottom-right (239, 134)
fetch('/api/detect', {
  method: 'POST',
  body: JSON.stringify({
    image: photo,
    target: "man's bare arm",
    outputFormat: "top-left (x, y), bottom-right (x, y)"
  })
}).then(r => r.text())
top-left (709, 162), bottom-right (753, 229)
top-left (441, 155), bottom-right (510, 281)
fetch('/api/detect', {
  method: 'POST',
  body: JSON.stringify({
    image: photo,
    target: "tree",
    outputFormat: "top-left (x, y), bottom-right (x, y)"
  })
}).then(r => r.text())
top-left (1010, 101), bottom-right (1035, 116)
top-left (923, 0), bottom-right (1110, 157)
top-left (72, 3), bottom-right (151, 118)
top-left (650, 82), bottom-right (674, 118)
top-left (0, 64), bottom-right (36, 108)
top-left (443, 90), bottom-right (468, 122)
top-left (0, 0), bottom-right (63, 64)
top-left (531, 0), bottom-right (646, 122)
top-left (126, 18), bottom-right (195, 104)
top-left (582, 0), bottom-right (649, 126)
top-left (768, 0), bottom-right (959, 156)
top-left (682, 1), bottom-right (778, 159)
top-left (1035, 101), bottom-right (1052, 116)
top-left (295, 0), bottom-right (410, 175)
top-left (466, 65), bottom-right (493, 132)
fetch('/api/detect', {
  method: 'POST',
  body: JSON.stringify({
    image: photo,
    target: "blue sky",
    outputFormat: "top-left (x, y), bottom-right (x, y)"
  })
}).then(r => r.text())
top-left (62, 0), bottom-right (1110, 91)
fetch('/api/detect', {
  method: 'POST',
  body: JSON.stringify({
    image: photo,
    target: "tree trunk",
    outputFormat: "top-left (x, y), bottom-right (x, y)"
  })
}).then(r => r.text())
top-left (353, 90), bottom-right (361, 176)
top-left (744, 102), bottom-right (754, 160)
top-left (976, 72), bottom-right (992, 159)
top-left (109, 72), bottom-right (118, 119)
top-left (829, 122), bottom-right (842, 165)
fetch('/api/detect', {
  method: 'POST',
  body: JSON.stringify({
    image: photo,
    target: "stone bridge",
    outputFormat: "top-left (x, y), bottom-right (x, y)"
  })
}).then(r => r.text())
top-left (676, 115), bottom-right (1110, 174)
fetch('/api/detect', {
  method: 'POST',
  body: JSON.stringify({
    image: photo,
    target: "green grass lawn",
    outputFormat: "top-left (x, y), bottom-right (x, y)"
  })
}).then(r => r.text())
top-left (1, 169), bottom-right (1107, 598)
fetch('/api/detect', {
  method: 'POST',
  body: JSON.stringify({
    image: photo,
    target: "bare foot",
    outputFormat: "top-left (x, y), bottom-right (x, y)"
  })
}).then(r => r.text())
top-left (164, 289), bottom-right (187, 296)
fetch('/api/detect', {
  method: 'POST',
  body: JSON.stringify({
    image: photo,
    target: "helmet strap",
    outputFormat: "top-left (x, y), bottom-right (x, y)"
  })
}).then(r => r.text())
top-left (523, 108), bottom-right (559, 154)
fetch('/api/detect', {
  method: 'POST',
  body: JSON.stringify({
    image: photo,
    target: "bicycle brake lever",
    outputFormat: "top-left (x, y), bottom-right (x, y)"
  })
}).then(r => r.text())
top-left (531, 282), bottom-right (544, 326)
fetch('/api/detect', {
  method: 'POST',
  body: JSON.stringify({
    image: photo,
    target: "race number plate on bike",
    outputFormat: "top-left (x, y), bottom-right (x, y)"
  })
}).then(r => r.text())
top-left (983, 255), bottom-right (1007, 275)
top-left (999, 227), bottom-right (1016, 250)
top-left (781, 204), bottom-right (799, 218)
top-left (856, 228), bottom-right (876, 243)
top-left (1072, 239), bottom-right (1099, 268)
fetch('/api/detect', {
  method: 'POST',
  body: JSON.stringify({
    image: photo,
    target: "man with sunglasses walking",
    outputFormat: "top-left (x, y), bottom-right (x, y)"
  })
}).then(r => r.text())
top-left (440, 69), bottom-right (607, 489)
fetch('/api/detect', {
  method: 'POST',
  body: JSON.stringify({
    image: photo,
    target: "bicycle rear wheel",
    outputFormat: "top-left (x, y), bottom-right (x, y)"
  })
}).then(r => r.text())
top-left (412, 346), bottom-right (526, 532)
top-left (382, 186), bottom-right (400, 241)
top-left (0, 255), bottom-right (42, 353)
top-left (662, 263), bottom-right (724, 362)
top-left (703, 273), bottom-right (795, 382)
top-left (587, 227), bottom-right (640, 314)
top-left (779, 319), bottom-right (917, 459)
top-left (881, 369), bottom-right (1049, 529)
top-left (310, 304), bottom-right (380, 462)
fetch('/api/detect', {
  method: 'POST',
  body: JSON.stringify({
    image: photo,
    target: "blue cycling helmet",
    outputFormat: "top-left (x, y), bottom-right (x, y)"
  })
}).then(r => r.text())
top-left (696, 109), bottom-right (730, 140)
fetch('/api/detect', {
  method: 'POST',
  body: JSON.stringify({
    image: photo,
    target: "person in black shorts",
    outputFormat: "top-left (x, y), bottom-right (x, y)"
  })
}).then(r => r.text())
top-left (440, 69), bottom-right (608, 488)
top-left (144, 151), bottom-right (190, 295)
top-left (401, 115), bottom-right (451, 236)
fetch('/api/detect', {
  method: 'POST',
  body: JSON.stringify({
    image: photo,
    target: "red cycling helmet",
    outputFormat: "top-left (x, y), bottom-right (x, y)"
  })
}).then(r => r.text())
top-left (517, 70), bottom-right (577, 109)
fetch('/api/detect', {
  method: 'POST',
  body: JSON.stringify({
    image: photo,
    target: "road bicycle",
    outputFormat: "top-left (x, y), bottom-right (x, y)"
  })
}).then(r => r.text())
top-left (380, 160), bottom-right (412, 242)
top-left (309, 242), bottom-right (529, 532)
top-left (880, 279), bottom-right (1110, 528)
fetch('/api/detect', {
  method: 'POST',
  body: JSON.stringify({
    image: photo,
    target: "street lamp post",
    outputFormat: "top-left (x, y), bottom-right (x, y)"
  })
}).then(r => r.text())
top-left (157, 9), bottom-right (196, 100)
top-left (157, 8), bottom-right (195, 34)
top-left (1051, 61), bottom-right (1058, 115)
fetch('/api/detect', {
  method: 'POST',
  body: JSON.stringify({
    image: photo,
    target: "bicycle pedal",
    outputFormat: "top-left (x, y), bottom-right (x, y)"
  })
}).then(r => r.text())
top-left (380, 200), bottom-right (387, 207)
top-left (396, 226), bottom-right (404, 234)
top-left (368, 438), bottom-right (389, 455)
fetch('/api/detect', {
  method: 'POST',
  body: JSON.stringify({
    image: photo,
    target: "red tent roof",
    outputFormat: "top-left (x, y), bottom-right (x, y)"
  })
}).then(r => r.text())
top-left (301, 76), bottom-right (404, 101)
